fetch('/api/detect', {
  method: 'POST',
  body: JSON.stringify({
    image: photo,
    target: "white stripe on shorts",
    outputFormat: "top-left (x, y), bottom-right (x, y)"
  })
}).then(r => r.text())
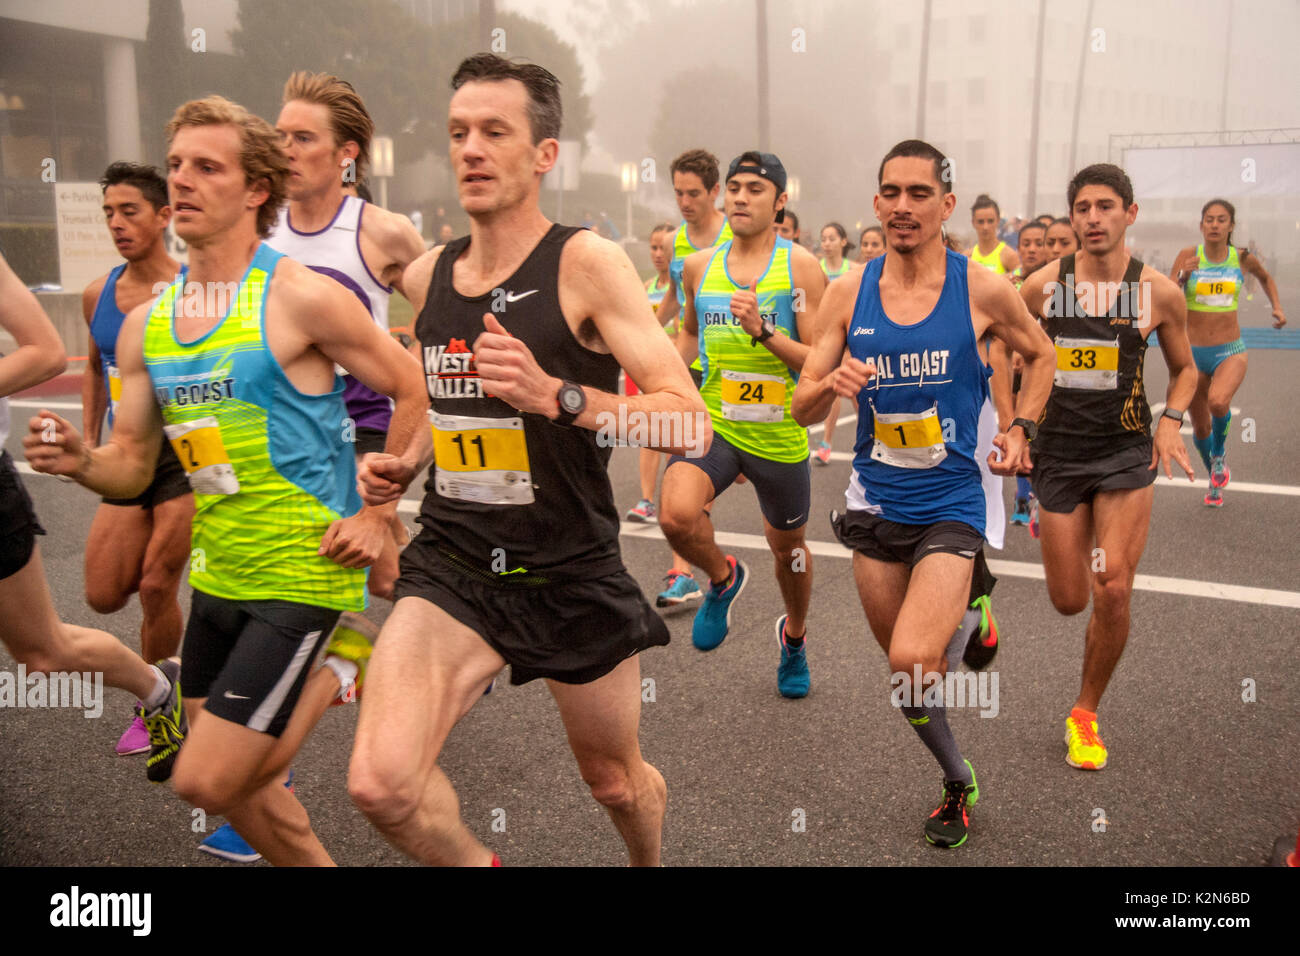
top-left (248, 629), bottom-right (323, 733)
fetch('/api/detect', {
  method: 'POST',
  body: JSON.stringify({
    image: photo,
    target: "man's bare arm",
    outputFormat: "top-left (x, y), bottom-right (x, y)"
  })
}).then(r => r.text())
top-left (25, 303), bottom-right (162, 497)
top-left (81, 277), bottom-right (108, 447)
top-left (0, 254), bottom-right (66, 397)
top-left (363, 206), bottom-right (428, 299)
top-left (791, 276), bottom-right (855, 427)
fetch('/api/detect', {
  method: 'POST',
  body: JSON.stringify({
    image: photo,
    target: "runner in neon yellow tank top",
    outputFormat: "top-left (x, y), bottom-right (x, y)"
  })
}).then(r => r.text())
top-left (655, 150), bottom-right (732, 381)
top-left (1170, 198), bottom-right (1287, 505)
top-left (29, 96), bottom-right (429, 865)
top-left (660, 150), bottom-right (826, 700)
top-left (967, 195), bottom-right (1019, 275)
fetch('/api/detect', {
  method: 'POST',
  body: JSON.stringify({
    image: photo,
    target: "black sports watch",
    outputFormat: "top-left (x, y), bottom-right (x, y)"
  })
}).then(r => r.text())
top-left (554, 380), bottom-right (586, 426)
top-left (1161, 407), bottom-right (1185, 425)
top-left (1010, 417), bottom-right (1038, 442)
top-left (752, 318), bottom-right (776, 346)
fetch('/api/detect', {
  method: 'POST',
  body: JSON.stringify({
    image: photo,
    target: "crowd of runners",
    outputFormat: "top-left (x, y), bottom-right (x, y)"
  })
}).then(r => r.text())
top-left (1, 51), bottom-right (1289, 864)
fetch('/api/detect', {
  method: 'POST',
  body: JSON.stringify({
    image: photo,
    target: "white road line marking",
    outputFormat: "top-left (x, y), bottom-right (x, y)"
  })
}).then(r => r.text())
top-left (807, 411), bottom-right (856, 437)
top-left (17, 467), bottom-right (1299, 607)
top-left (8, 400), bottom-right (82, 410)
top-left (816, 453), bottom-right (1297, 496)
top-left (616, 522), bottom-right (1300, 609)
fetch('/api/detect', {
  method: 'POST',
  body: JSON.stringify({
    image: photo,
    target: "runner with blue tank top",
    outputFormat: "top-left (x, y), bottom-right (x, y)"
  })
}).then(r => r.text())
top-left (660, 151), bottom-right (827, 700)
top-left (1170, 198), bottom-right (1287, 506)
top-left (793, 140), bottom-right (1055, 849)
top-left (26, 96), bottom-right (428, 864)
top-left (79, 162), bottom-right (193, 761)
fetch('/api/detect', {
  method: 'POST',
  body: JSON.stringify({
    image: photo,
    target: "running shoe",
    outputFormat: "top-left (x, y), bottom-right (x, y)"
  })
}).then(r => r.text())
top-left (1065, 712), bottom-right (1108, 770)
top-left (1027, 495), bottom-right (1040, 539)
top-left (924, 759), bottom-right (978, 848)
top-left (1204, 486), bottom-right (1224, 508)
top-left (327, 612), bottom-right (377, 706)
top-left (141, 659), bottom-right (186, 784)
top-left (198, 771), bottom-right (295, 864)
top-left (775, 614), bottom-right (810, 698)
top-left (812, 441), bottom-right (832, 466)
top-left (115, 706), bottom-right (150, 756)
top-left (691, 556), bottom-right (748, 651)
top-left (1010, 498), bottom-right (1030, 526)
top-left (1210, 455), bottom-right (1230, 489)
top-left (625, 499), bottom-right (657, 523)
top-left (656, 570), bottom-right (702, 608)
top-left (962, 595), bottom-right (999, 670)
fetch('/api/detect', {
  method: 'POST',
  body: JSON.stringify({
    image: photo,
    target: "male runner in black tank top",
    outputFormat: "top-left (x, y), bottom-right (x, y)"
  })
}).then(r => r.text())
top-left (346, 54), bottom-right (706, 866)
top-left (1019, 164), bottom-right (1197, 773)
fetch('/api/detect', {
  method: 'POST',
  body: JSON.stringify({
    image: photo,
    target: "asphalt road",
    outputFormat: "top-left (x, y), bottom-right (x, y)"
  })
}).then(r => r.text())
top-left (2, 350), bottom-right (1297, 867)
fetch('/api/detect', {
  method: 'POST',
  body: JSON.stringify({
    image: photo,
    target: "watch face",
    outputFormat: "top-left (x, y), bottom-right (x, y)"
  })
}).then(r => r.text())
top-left (560, 385), bottom-right (584, 413)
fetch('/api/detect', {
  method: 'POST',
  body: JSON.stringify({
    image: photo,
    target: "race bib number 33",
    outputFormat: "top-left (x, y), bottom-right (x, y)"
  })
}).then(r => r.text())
top-left (163, 416), bottom-right (239, 495)
top-left (1053, 336), bottom-right (1119, 390)
top-left (431, 412), bottom-right (534, 505)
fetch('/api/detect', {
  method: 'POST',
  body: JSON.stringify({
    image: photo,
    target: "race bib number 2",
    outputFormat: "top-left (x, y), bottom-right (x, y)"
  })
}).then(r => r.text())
top-left (163, 416), bottom-right (239, 495)
top-left (431, 412), bottom-right (534, 505)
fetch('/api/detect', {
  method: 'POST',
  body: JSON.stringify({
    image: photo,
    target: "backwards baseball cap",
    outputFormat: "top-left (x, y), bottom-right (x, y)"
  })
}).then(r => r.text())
top-left (726, 151), bottom-right (789, 223)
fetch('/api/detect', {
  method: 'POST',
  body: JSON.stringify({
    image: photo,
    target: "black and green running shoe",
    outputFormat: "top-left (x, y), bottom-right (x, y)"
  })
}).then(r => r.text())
top-left (141, 658), bottom-right (187, 784)
top-left (924, 760), bottom-right (978, 848)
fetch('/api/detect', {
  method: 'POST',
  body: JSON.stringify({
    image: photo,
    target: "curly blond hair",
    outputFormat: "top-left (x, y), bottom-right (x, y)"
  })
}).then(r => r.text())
top-left (165, 95), bottom-right (288, 238)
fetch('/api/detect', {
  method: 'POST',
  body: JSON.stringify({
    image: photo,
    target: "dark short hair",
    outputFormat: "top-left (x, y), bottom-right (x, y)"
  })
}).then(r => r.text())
top-left (822, 221), bottom-right (850, 257)
top-left (1201, 197), bottom-right (1235, 224)
top-left (671, 148), bottom-right (721, 192)
top-left (1034, 213), bottom-right (1055, 225)
top-left (878, 139), bottom-right (951, 194)
top-left (100, 161), bottom-right (168, 211)
top-left (451, 52), bottom-right (562, 144)
top-left (1067, 163), bottom-right (1134, 209)
top-left (860, 224), bottom-right (884, 243)
top-left (354, 180), bottom-right (373, 203)
top-left (1017, 221), bottom-right (1047, 242)
top-left (971, 193), bottom-right (999, 218)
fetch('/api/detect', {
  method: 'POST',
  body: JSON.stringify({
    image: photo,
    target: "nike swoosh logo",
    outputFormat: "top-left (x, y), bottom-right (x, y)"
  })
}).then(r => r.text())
top-left (223, 691), bottom-right (250, 700)
top-left (788, 514), bottom-right (805, 523)
top-left (504, 290), bottom-right (538, 303)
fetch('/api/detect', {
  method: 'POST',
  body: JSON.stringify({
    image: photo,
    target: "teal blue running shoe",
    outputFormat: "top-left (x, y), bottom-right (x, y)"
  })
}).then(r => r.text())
top-left (775, 615), bottom-right (810, 698)
top-left (691, 556), bottom-right (748, 651)
top-left (656, 570), bottom-right (703, 608)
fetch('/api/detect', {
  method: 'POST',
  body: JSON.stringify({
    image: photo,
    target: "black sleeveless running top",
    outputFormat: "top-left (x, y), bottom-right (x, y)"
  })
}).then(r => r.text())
top-left (1036, 253), bottom-right (1151, 459)
top-left (412, 223), bottom-right (624, 583)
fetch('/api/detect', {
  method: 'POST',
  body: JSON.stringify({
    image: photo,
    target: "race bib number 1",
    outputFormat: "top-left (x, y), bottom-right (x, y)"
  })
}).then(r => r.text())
top-left (163, 415), bottom-right (239, 495)
top-left (431, 412), bottom-right (534, 505)
top-left (870, 402), bottom-right (947, 469)
top-left (107, 364), bottom-right (122, 415)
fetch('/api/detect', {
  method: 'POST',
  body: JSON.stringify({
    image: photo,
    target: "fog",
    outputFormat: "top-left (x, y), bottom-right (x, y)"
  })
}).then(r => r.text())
top-left (2, 0), bottom-right (1297, 307)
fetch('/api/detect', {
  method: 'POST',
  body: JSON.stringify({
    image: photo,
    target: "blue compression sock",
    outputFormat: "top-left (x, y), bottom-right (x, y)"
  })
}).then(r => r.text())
top-left (1015, 476), bottom-right (1032, 500)
top-left (1210, 413), bottom-right (1231, 457)
top-left (1193, 433), bottom-right (1213, 473)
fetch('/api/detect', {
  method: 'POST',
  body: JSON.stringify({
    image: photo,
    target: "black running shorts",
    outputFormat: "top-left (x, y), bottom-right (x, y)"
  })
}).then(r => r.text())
top-left (394, 536), bottom-right (669, 686)
top-left (0, 450), bottom-right (45, 581)
top-left (1029, 440), bottom-right (1155, 514)
top-left (353, 426), bottom-right (388, 458)
top-left (668, 433), bottom-right (811, 531)
top-left (182, 590), bottom-right (339, 737)
top-left (831, 509), bottom-right (983, 567)
top-left (102, 441), bottom-right (191, 508)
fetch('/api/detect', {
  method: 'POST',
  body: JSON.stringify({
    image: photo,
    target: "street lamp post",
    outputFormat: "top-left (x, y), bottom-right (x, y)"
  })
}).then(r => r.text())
top-left (372, 135), bottom-right (394, 209)
top-left (621, 161), bottom-right (637, 242)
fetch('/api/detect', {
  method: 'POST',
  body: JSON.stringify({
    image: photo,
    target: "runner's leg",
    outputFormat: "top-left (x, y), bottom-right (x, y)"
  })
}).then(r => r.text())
top-left (548, 655), bottom-right (666, 866)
